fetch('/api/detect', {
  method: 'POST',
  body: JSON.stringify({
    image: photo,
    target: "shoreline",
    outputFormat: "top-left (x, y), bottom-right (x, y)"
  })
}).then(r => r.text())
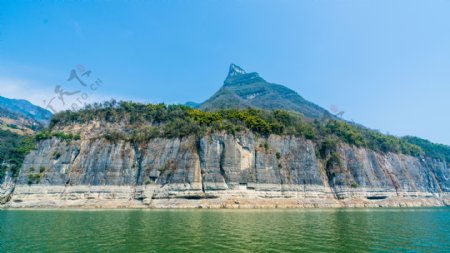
top-left (2, 206), bottom-right (450, 211)
top-left (3, 184), bottom-right (449, 209)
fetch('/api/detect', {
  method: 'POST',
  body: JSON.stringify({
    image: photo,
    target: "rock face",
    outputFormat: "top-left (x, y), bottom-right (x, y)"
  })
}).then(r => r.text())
top-left (4, 130), bottom-right (450, 208)
top-left (2, 64), bottom-right (448, 209)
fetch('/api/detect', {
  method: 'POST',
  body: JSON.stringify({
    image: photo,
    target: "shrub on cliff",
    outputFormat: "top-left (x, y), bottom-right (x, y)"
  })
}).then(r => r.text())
top-left (402, 136), bottom-right (450, 162)
top-left (42, 101), bottom-right (450, 163)
top-left (35, 131), bottom-right (80, 142)
top-left (0, 129), bottom-right (36, 179)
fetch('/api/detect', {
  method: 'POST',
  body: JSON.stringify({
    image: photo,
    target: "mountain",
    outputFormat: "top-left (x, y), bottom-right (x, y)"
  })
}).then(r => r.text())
top-left (5, 106), bottom-right (450, 208)
top-left (199, 64), bottom-right (333, 119)
top-left (0, 96), bottom-right (52, 134)
top-left (2, 101), bottom-right (450, 208)
top-left (0, 96), bottom-right (50, 181)
top-left (0, 96), bottom-right (52, 124)
top-left (1, 65), bottom-right (450, 208)
top-left (184, 101), bottom-right (201, 109)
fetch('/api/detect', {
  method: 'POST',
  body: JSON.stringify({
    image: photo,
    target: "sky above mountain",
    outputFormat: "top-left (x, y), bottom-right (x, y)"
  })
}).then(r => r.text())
top-left (0, 0), bottom-right (449, 145)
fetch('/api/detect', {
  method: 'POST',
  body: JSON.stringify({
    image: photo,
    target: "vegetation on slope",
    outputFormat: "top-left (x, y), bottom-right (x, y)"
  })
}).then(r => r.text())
top-left (48, 101), bottom-right (429, 158)
top-left (198, 64), bottom-right (331, 119)
top-left (402, 136), bottom-right (450, 162)
top-left (0, 95), bottom-right (52, 124)
top-left (0, 130), bottom-right (36, 179)
top-left (35, 131), bottom-right (81, 141)
top-left (2, 100), bottom-right (449, 182)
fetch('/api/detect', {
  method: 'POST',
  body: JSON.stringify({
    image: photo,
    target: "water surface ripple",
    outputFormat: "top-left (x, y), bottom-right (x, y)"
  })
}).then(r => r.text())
top-left (0, 208), bottom-right (449, 252)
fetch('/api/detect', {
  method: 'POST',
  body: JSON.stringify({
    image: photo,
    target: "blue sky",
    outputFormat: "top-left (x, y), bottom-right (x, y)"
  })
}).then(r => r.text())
top-left (0, 0), bottom-right (449, 145)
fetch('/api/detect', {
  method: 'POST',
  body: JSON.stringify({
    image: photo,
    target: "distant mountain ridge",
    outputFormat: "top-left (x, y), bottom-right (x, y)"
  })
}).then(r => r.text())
top-left (197, 64), bottom-right (333, 119)
top-left (0, 96), bottom-right (52, 134)
top-left (0, 96), bottom-right (52, 124)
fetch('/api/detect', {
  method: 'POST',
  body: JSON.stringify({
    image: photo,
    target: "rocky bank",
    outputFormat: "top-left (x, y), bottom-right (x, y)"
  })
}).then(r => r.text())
top-left (1, 121), bottom-right (449, 208)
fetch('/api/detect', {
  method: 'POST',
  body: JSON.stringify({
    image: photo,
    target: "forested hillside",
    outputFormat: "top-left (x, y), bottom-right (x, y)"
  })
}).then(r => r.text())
top-left (46, 101), bottom-right (449, 164)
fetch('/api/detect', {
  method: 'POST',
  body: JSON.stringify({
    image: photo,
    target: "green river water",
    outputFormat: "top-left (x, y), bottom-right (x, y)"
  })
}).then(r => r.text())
top-left (0, 208), bottom-right (449, 252)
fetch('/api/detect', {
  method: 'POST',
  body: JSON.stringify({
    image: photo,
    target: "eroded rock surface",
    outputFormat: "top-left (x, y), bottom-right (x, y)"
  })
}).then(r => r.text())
top-left (3, 131), bottom-right (450, 208)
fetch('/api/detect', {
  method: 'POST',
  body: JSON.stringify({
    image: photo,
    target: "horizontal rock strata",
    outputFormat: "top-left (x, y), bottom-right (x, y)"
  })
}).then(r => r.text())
top-left (2, 132), bottom-right (450, 208)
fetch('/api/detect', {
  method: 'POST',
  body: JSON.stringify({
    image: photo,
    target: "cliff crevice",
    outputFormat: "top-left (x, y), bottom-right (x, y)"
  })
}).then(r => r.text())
top-left (3, 131), bottom-right (450, 208)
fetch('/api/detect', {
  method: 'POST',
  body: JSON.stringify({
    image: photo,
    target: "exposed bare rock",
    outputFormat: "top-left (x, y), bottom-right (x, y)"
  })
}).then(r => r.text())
top-left (3, 131), bottom-right (450, 208)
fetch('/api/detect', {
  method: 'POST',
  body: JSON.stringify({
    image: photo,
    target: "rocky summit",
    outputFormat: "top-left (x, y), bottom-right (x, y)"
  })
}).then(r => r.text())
top-left (199, 64), bottom-right (332, 119)
top-left (1, 65), bottom-right (450, 209)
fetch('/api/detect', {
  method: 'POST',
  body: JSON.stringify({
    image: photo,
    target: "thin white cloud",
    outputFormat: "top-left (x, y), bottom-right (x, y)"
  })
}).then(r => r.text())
top-left (0, 76), bottom-right (141, 113)
top-left (0, 77), bottom-right (52, 108)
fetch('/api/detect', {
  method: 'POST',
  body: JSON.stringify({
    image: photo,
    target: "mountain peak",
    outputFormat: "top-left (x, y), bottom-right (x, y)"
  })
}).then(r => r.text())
top-left (201, 65), bottom-right (331, 119)
top-left (228, 64), bottom-right (246, 77)
top-left (224, 64), bottom-right (265, 86)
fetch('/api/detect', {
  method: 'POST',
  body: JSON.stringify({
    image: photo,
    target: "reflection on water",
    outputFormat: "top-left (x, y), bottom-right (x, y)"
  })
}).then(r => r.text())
top-left (0, 208), bottom-right (449, 252)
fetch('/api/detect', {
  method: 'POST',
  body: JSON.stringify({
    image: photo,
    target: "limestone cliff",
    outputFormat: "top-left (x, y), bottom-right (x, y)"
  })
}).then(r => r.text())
top-left (4, 125), bottom-right (450, 208)
top-left (2, 64), bottom-right (449, 208)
